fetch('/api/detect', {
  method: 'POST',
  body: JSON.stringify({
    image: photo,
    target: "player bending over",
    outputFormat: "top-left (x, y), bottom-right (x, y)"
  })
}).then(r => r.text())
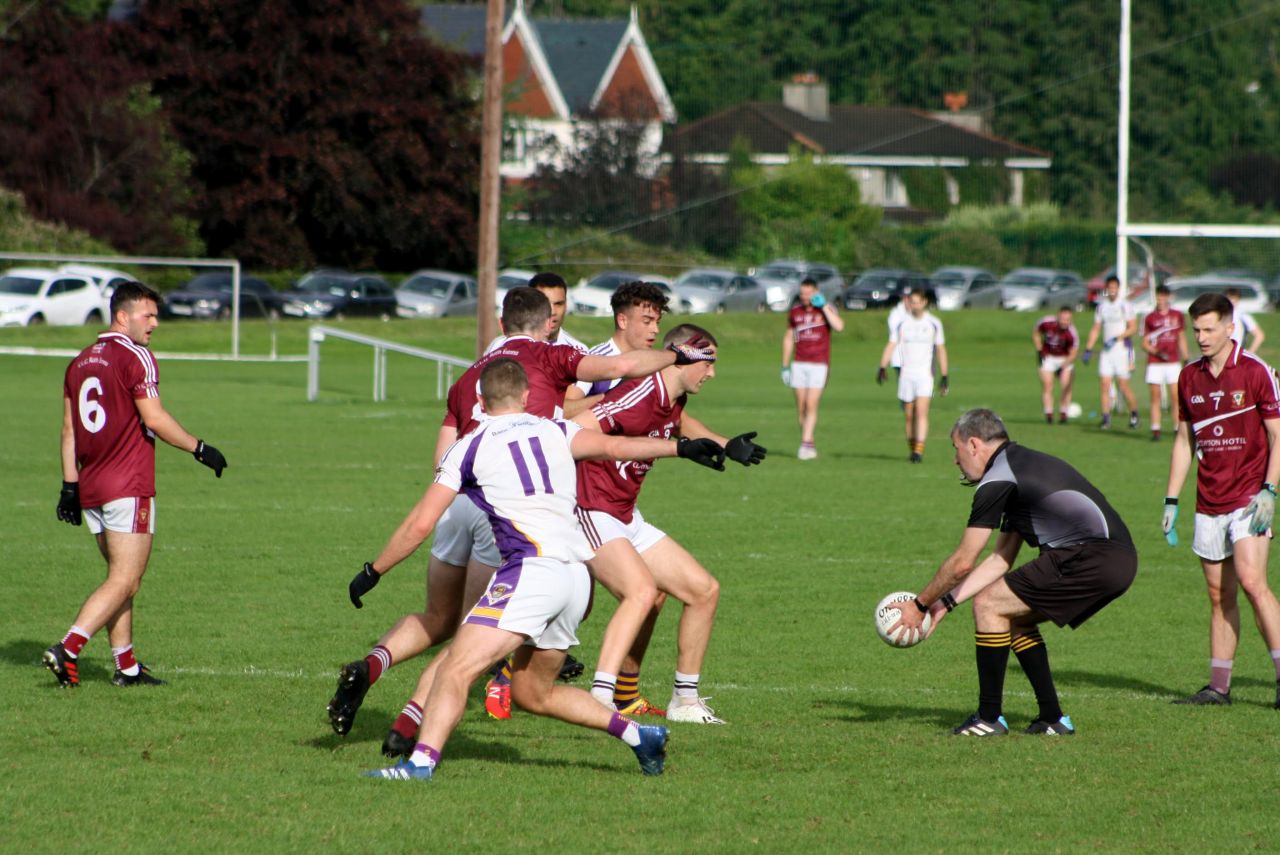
top-left (362, 358), bottom-right (726, 780)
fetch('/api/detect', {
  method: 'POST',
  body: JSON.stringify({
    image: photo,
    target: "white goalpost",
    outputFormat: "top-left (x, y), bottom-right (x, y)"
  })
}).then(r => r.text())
top-left (1115, 0), bottom-right (1280, 295)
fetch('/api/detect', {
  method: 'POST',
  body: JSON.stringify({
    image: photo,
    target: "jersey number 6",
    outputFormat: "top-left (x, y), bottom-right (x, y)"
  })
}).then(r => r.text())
top-left (78, 377), bottom-right (107, 434)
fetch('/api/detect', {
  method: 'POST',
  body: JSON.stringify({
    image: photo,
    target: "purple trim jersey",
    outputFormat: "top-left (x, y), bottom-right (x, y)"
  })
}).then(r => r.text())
top-left (435, 412), bottom-right (593, 565)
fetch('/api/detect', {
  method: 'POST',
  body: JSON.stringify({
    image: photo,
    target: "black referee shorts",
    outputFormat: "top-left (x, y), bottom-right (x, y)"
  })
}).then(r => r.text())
top-left (1005, 541), bottom-right (1137, 629)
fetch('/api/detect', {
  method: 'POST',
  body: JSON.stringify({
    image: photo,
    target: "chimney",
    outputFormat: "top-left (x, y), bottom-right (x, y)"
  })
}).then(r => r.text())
top-left (783, 73), bottom-right (828, 122)
top-left (930, 91), bottom-right (988, 133)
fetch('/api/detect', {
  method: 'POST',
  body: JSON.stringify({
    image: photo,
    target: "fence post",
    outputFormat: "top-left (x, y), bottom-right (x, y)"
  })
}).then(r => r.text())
top-left (307, 327), bottom-right (324, 401)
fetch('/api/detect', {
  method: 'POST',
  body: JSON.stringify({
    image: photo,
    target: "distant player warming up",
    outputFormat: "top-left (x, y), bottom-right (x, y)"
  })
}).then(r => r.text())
top-left (46, 282), bottom-right (227, 689)
top-left (878, 290), bottom-right (948, 462)
top-left (1141, 284), bottom-right (1188, 441)
top-left (1162, 292), bottom-right (1280, 709)
top-left (1033, 306), bottom-right (1079, 424)
top-left (892, 408), bottom-right (1137, 736)
top-left (1083, 275), bottom-right (1139, 429)
top-left (782, 277), bottom-right (843, 460)
top-left (361, 358), bottom-right (727, 780)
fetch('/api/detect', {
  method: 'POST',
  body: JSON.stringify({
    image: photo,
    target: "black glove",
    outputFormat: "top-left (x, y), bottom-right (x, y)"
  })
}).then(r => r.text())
top-left (349, 562), bottom-right (381, 608)
top-left (876, 366), bottom-right (887, 385)
top-left (1036, 351), bottom-right (1044, 367)
top-left (57, 481), bottom-right (82, 526)
top-left (193, 440), bottom-right (227, 478)
top-left (676, 436), bottom-right (726, 471)
top-left (725, 431), bottom-right (767, 466)
top-left (940, 375), bottom-right (950, 394)
top-left (668, 336), bottom-right (716, 365)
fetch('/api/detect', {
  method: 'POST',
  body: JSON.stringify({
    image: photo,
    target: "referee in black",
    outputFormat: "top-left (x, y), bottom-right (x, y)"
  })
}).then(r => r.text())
top-left (892, 408), bottom-right (1137, 736)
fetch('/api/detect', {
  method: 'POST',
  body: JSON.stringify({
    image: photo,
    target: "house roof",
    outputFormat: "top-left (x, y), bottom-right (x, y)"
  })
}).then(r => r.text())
top-left (535, 19), bottom-right (629, 113)
top-left (666, 102), bottom-right (1050, 164)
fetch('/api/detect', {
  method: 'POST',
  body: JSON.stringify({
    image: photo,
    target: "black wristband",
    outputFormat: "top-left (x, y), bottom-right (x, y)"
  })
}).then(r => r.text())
top-left (940, 592), bottom-right (957, 613)
top-left (1164, 497), bottom-right (1178, 506)
top-left (1264, 482), bottom-right (1278, 495)
top-left (912, 597), bottom-right (929, 614)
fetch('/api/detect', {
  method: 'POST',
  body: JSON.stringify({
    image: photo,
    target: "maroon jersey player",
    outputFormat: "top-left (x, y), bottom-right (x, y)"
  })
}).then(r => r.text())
top-left (782, 278), bottom-right (843, 459)
top-left (1032, 307), bottom-right (1080, 424)
top-left (1141, 284), bottom-right (1189, 441)
top-left (46, 282), bottom-right (226, 689)
top-left (574, 323), bottom-right (766, 724)
top-left (1164, 291), bottom-right (1280, 707)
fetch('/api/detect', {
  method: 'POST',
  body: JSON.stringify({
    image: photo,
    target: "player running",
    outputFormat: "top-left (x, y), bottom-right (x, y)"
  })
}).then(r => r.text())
top-left (878, 290), bottom-right (948, 462)
top-left (1141, 284), bottom-right (1188, 441)
top-left (1083, 275), bottom-right (1139, 429)
top-left (361, 358), bottom-right (727, 780)
top-left (45, 282), bottom-right (227, 688)
top-left (327, 287), bottom-right (704, 743)
top-left (892, 408), bottom-right (1137, 736)
top-left (1162, 292), bottom-right (1280, 709)
top-left (575, 323), bottom-right (767, 725)
top-left (1032, 307), bottom-right (1080, 424)
top-left (782, 277), bottom-right (843, 460)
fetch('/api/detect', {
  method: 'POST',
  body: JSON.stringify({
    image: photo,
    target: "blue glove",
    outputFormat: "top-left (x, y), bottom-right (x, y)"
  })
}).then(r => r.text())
top-left (810, 293), bottom-right (826, 309)
top-left (1162, 499), bottom-right (1178, 547)
top-left (1081, 349), bottom-right (1093, 365)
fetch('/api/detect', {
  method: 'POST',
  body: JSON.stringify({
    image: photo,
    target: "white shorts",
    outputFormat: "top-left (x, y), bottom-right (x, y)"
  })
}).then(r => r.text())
top-left (898, 372), bottom-right (934, 402)
top-left (1145, 362), bottom-right (1181, 386)
top-left (430, 494), bottom-right (500, 568)
top-left (788, 361), bottom-right (828, 389)
top-left (1098, 341), bottom-right (1133, 379)
top-left (463, 556), bottom-right (591, 650)
top-left (576, 506), bottom-right (667, 554)
top-left (85, 496), bottom-right (155, 535)
top-left (1040, 356), bottom-right (1073, 376)
top-left (1193, 506), bottom-right (1263, 561)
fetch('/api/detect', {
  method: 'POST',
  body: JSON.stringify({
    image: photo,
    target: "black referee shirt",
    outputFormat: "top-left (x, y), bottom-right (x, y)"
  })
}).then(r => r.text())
top-left (967, 442), bottom-right (1132, 550)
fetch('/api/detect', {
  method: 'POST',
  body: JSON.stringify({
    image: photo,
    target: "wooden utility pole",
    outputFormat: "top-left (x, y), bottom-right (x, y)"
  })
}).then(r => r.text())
top-left (475, 0), bottom-right (504, 354)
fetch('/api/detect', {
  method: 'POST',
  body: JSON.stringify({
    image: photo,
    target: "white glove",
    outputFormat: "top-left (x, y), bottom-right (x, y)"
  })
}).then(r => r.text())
top-left (1162, 499), bottom-right (1178, 547)
top-left (1245, 486), bottom-right (1276, 535)
top-left (780, 367), bottom-right (791, 386)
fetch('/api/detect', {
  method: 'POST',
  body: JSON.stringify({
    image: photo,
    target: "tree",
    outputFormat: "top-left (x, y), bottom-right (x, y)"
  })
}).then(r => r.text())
top-left (126, 0), bottom-right (480, 270)
top-left (0, 2), bottom-right (199, 255)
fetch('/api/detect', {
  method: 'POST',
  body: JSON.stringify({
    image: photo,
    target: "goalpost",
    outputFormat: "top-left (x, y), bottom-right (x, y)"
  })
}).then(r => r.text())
top-left (0, 251), bottom-right (252, 358)
top-left (1115, 0), bottom-right (1280, 298)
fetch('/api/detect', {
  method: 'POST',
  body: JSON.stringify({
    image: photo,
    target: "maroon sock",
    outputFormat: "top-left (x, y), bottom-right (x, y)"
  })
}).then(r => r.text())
top-left (62, 627), bottom-right (90, 658)
top-left (365, 645), bottom-right (392, 685)
top-left (392, 701), bottom-right (423, 739)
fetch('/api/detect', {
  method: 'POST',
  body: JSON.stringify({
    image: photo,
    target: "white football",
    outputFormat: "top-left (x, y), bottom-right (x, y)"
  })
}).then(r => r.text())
top-left (1066, 402), bottom-right (1083, 419)
top-left (875, 591), bottom-right (932, 648)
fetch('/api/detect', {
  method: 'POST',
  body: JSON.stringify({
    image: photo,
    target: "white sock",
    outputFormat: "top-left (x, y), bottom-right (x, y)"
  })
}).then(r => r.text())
top-left (591, 671), bottom-right (617, 707)
top-left (620, 720), bottom-right (641, 747)
top-left (674, 671), bottom-right (700, 700)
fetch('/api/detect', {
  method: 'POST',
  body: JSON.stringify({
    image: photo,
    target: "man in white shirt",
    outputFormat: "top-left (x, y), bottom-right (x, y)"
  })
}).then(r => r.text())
top-left (1226, 286), bottom-right (1265, 355)
top-left (1083, 275), bottom-right (1139, 429)
top-left (878, 290), bottom-right (948, 462)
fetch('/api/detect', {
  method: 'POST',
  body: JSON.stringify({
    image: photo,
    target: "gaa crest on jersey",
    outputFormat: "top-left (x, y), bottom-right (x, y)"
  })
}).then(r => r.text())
top-left (1232, 390), bottom-right (1246, 407)
top-left (486, 583), bottom-right (513, 602)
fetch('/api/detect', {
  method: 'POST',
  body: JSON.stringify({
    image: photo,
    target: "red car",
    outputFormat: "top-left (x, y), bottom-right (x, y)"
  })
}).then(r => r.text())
top-left (1085, 263), bottom-right (1174, 306)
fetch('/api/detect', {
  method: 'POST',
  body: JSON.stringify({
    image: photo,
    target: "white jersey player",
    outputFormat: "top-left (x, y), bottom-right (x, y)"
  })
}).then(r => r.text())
top-left (1084, 276), bottom-right (1139, 429)
top-left (878, 291), bottom-right (948, 463)
top-left (359, 356), bottom-right (725, 782)
top-left (1226, 287), bottom-right (1265, 354)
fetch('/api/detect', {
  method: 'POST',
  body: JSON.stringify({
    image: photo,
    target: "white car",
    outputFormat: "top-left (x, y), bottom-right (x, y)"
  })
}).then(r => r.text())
top-left (58, 264), bottom-right (139, 306)
top-left (1164, 276), bottom-right (1269, 314)
top-left (569, 271), bottom-right (677, 317)
top-left (0, 267), bottom-right (109, 327)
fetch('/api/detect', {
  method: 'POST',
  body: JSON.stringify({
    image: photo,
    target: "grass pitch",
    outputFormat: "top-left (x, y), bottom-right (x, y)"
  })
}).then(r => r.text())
top-left (3, 311), bottom-right (1279, 852)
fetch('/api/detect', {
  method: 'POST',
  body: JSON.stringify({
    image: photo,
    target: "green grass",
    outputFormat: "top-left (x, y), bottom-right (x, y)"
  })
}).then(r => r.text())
top-left (4, 311), bottom-right (1280, 852)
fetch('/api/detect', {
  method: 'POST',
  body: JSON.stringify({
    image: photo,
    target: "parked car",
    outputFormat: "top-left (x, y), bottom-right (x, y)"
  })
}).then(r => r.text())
top-left (281, 269), bottom-right (397, 320)
top-left (0, 267), bottom-right (107, 326)
top-left (569, 271), bottom-right (677, 317)
top-left (931, 266), bottom-right (1001, 310)
top-left (752, 260), bottom-right (845, 311)
top-left (673, 269), bottom-right (768, 314)
top-left (843, 269), bottom-right (935, 310)
top-left (394, 270), bottom-right (478, 319)
top-left (58, 264), bottom-right (139, 306)
top-left (163, 272), bottom-right (283, 319)
top-left (998, 268), bottom-right (1088, 312)
top-left (1085, 262), bottom-right (1175, 306)
top-left (493, 268), bottom-right (538, 316)
top-left (1164, 275), bottom-right (1269, 314)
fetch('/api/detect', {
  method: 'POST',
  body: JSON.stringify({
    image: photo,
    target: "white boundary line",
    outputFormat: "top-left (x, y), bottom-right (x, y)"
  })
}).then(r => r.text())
top-left (0, 345), bottom-right (307, 362)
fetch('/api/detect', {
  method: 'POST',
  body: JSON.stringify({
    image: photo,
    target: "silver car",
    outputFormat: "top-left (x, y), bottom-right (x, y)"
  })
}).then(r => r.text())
top-left (395, 270), bottom-right (478, 318)
top-left (998, 267), bottom-right (1088, 312)
top-left (931, 266), bottom-right (1001, 310)
top-left (673, 269), bottom-right (768, 314)
top-left (752, 260), bottom-right (845, 311)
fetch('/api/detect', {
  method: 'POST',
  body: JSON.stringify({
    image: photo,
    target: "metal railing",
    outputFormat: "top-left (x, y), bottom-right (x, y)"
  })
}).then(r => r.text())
top-left (306, 325), bottom-right (471, 402)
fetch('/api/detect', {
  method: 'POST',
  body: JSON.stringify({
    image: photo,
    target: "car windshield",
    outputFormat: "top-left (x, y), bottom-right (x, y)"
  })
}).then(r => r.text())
top-left (400, 275), bottom-right (453, 297)
top-left (1003, 274), bottom-right (1052, 289)
top-left (295, 274), bottom-right (351, 297)
top-left (0, 276), bottom-right (44, 295)
top-left (1175, 283), bottom-right (1258, 300)
top-left (586, 274), bottom-right (641, 291)
top-left (185, 277), bottom-right (227, 293)
top-left (758, 266), bottom-right (803, 281)
top-left (933, 274), bottom-right (967, 289)
top-left (499, 274), bottom-right (529, 289)
top-left (855, 274), bottom-right (896, 289)
top-left (678, 273), bottom-right (729, 290)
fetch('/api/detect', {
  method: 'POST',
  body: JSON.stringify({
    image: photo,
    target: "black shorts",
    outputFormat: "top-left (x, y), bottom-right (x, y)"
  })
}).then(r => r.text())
top-left (1005, 541), bottom-right (1137, 629)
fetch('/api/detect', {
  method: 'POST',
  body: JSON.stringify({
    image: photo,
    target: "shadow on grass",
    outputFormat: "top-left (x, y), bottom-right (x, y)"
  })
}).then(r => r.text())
top-left (816, 697), bottom-right (968, 729)
top-left (0, 637), bottom-right (112, 684)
